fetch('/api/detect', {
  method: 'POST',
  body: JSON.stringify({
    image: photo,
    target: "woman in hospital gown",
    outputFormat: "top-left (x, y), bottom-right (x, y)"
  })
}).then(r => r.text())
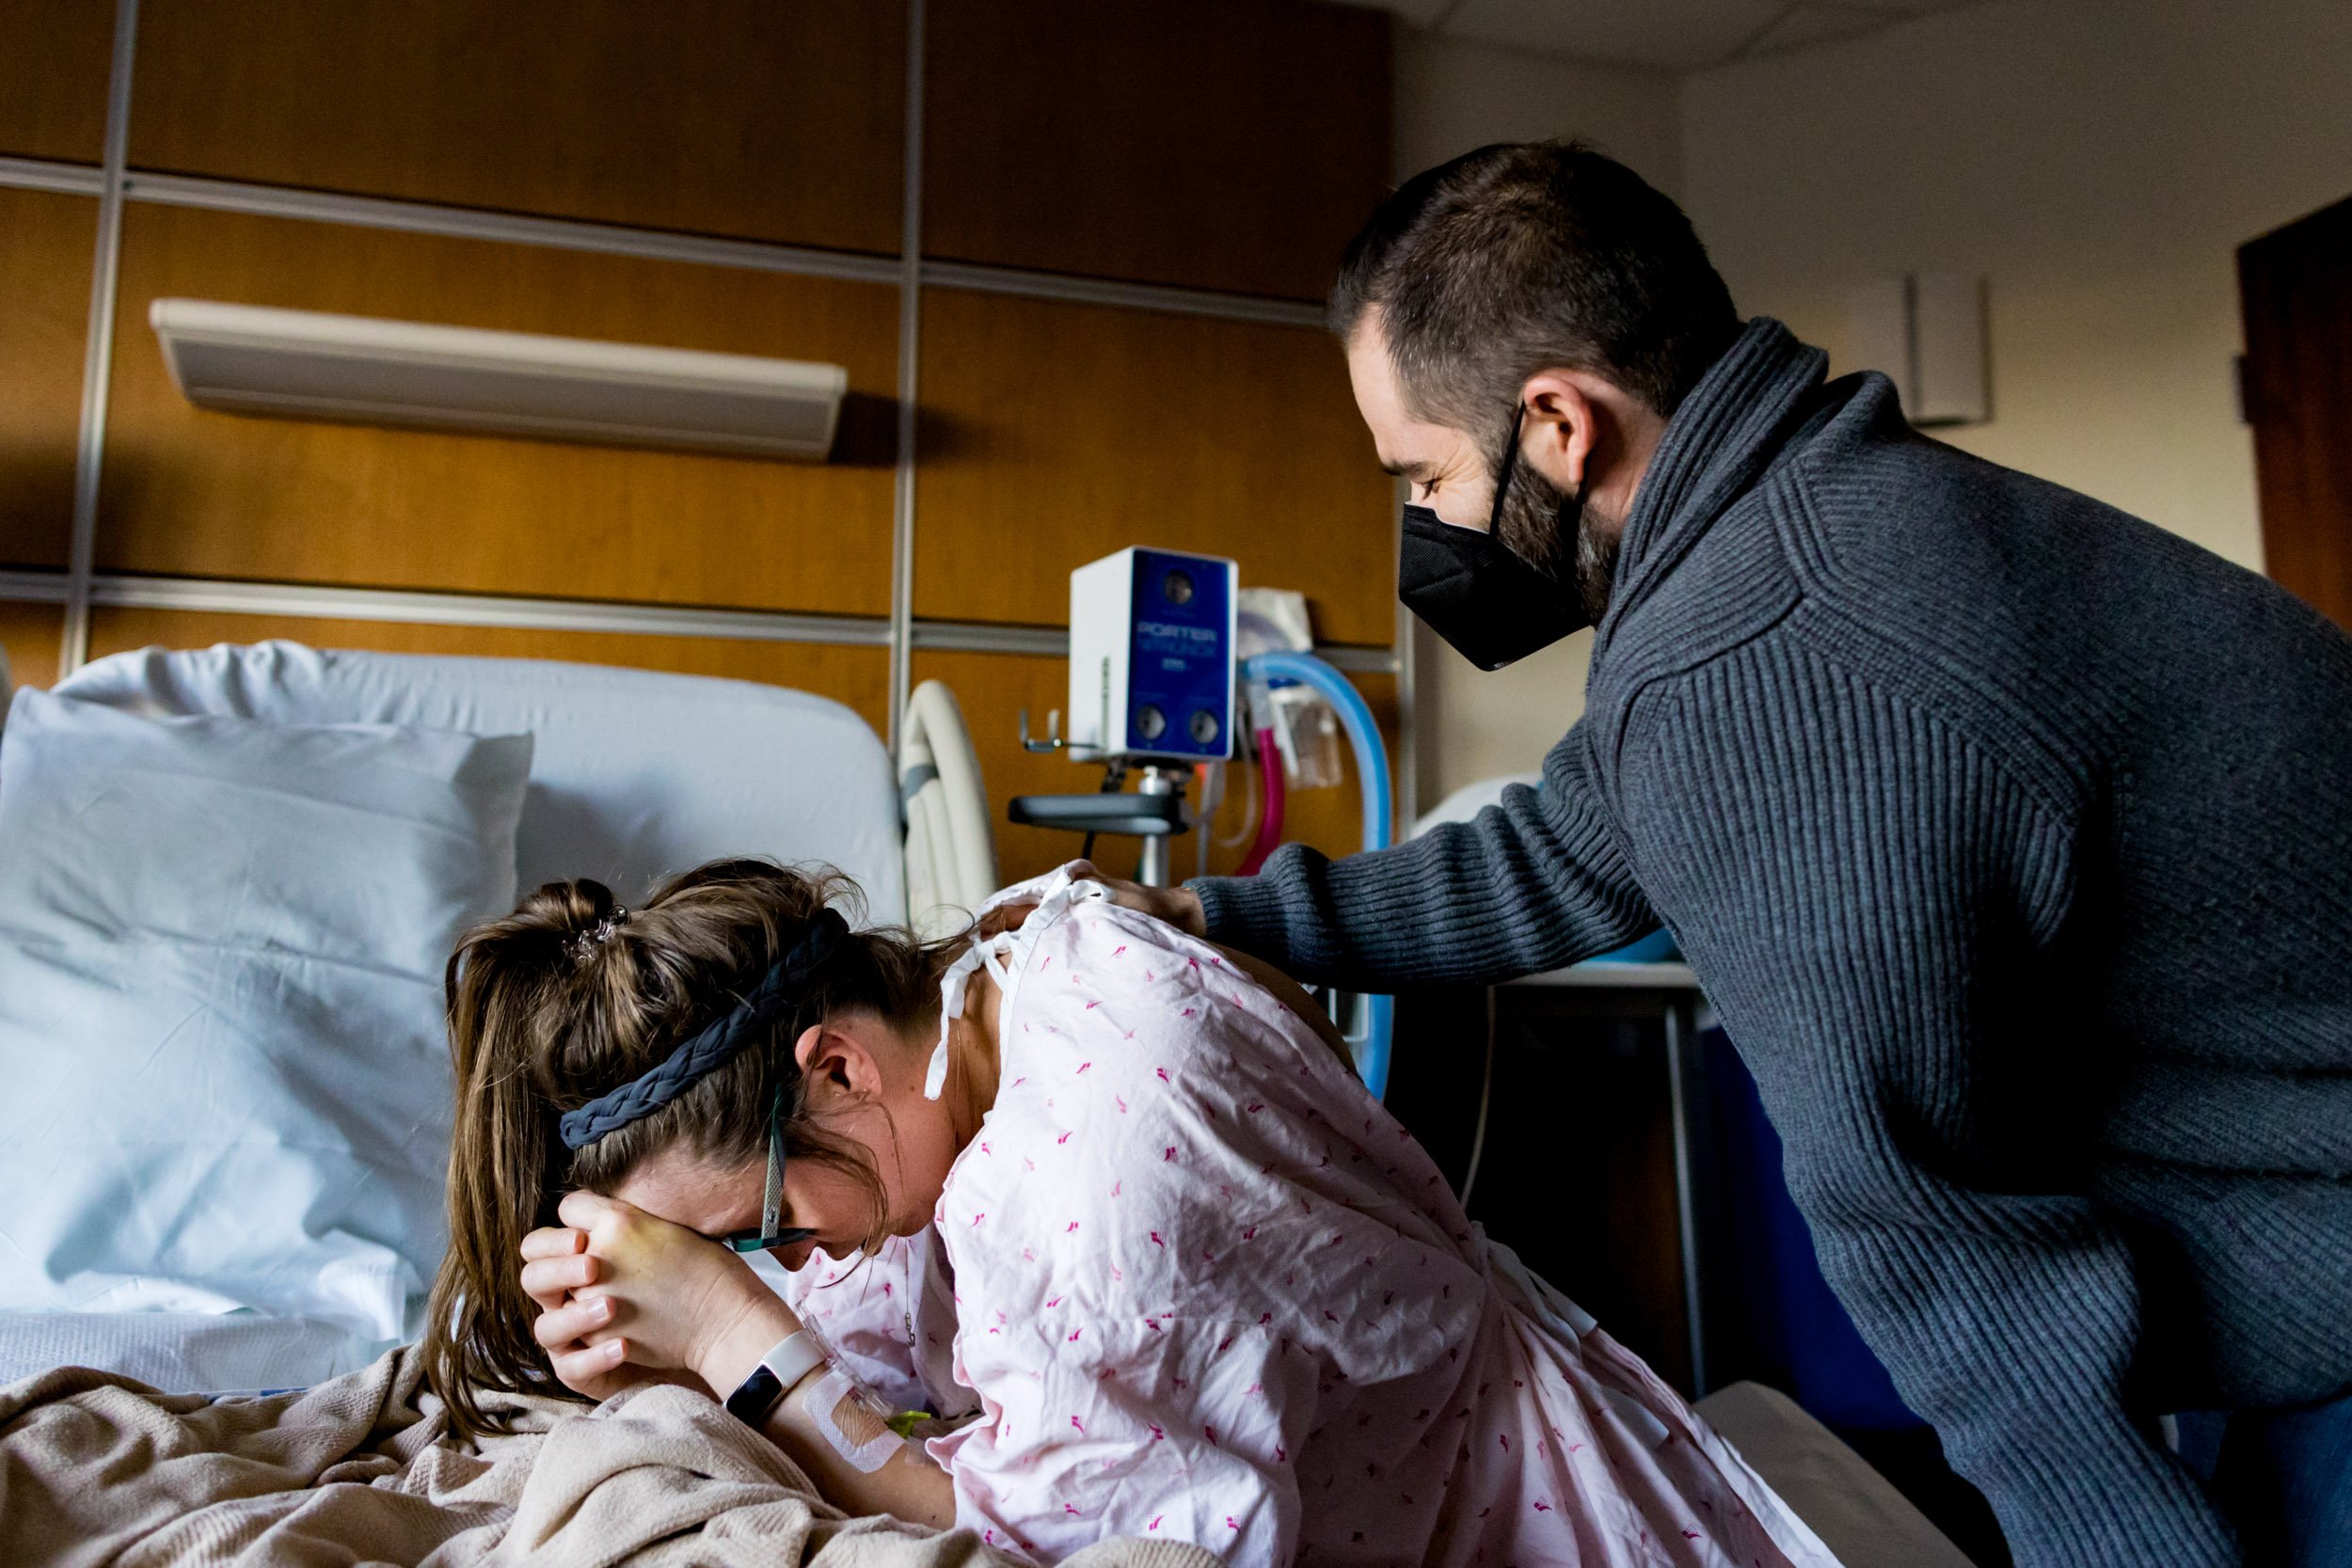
top-left (877, 868), bottom-right (1836, 1566)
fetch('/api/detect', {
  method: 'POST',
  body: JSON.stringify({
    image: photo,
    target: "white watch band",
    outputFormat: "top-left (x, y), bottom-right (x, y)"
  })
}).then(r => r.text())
top-left (723, 1328), bottom-right (827, 1427)
top-left (763, 1329), bottom-right (828, 1395)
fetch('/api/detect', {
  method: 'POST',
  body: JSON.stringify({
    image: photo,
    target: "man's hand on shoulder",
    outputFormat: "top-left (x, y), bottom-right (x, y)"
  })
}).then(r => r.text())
top-left (1065, 859), bottom-right (1207, 938)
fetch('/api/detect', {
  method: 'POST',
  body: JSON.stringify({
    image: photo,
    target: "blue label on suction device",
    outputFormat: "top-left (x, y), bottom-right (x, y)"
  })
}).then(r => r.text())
top-left (1125, 548), bottom-right (1231, 760)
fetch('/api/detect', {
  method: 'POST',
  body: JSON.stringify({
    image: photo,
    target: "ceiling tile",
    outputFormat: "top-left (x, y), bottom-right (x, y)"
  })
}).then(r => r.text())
top-left (1442, 0), bottom-right (1790, 71)
top-left (1740, 3), bottom-right (1890, 55)
top-left (1332, 0), bottom-right (1988, 71)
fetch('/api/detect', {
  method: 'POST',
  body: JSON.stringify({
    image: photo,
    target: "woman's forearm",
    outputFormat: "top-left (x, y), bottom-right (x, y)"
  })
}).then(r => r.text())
top-left (692, 1293), bottom-right (957, 1528)
top-left (759, 1372), bottom-right (956, 1528)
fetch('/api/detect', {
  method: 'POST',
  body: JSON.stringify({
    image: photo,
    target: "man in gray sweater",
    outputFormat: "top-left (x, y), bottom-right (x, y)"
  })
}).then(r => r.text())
top-left (1100, 144), bottom-right (2352, 1566)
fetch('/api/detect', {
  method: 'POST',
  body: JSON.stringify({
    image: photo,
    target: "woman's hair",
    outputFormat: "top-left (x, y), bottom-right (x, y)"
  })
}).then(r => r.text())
top-left (420, 858), bottom-right (954, 1442)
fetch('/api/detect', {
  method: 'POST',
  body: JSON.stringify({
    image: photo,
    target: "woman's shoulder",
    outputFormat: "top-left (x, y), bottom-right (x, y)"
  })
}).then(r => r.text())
top-left (994, 884), bottom-right (1378, 1155)
top-left (1016, 894), bottom-right (1322, 1054)
top-left (955, 937), bottom-right (1392, 1235)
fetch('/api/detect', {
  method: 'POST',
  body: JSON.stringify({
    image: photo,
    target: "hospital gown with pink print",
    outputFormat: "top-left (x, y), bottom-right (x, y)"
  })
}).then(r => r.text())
top-left (918, 868), bottom-right (1840, 1568)
top-left (767, 1231), bottom-right (974, 1422)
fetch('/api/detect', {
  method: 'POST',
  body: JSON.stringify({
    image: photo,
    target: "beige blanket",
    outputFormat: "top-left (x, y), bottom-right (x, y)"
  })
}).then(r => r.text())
top-left (0, 1349), bottom-right (1216, 1568)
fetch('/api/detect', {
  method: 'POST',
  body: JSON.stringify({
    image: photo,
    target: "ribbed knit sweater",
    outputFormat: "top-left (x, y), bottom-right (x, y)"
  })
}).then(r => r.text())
top-left (1192, 320), bottom-right (2352, 1568)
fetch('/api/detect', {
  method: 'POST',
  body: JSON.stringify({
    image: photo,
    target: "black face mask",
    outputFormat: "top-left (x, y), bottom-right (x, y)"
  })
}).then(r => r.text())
top-left (1395, 407), bottom-right (1590, 672)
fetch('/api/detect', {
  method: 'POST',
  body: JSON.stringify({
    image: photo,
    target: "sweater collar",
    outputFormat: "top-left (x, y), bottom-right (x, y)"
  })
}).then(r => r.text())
top-left (1596, 318), bottom-right (1829, 646)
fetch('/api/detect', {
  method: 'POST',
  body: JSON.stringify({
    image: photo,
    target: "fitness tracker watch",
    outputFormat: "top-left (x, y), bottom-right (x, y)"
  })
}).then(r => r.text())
top-left (723, 1329), bottom-right (827, 1428)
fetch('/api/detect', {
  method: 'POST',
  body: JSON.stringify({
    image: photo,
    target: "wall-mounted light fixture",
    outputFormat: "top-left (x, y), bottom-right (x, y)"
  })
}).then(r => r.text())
top-left (1847, 273), bottom-right (1990, 428)
top-left (149, 299), bottom-right (849, 460)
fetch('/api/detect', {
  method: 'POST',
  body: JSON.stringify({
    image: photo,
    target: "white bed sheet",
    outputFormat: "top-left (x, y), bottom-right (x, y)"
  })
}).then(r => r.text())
top-left (0, 1310), bottom-right (389, 1395)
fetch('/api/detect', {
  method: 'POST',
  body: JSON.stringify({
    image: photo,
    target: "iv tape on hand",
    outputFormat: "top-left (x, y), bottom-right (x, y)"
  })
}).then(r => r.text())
top-left (804, 1365), bottom-right (907, 1473)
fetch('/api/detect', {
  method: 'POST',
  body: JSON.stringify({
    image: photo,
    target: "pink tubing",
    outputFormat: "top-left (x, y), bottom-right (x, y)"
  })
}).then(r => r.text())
top-left (1235, 726), bottom-right (1286, 876)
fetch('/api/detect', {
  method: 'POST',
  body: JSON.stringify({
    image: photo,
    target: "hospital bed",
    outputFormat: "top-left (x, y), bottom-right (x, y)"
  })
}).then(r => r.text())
top-left (0, 640), bottom-right (1973, 1565)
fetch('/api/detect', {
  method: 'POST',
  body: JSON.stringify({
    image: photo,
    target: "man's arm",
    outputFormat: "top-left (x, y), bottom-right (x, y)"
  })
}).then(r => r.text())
top-left (1168, 724), bottom-right (1657, 990)
top-left (1636, 676), bottom-right (2237, 1568)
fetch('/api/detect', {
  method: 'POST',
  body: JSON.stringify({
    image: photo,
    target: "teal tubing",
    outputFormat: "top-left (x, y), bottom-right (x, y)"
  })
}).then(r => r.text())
top-left (1239, 652), bottom-right (1395, 1100)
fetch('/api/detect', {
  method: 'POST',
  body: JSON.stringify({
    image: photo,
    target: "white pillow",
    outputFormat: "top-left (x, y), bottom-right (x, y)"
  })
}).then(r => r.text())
top-left (0, 689), bottom-right (532, 1342)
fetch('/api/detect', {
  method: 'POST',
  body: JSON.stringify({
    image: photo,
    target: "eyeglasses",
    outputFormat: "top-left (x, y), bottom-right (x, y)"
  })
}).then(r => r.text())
top-left (721, 1088), bottom-right (819, 1255)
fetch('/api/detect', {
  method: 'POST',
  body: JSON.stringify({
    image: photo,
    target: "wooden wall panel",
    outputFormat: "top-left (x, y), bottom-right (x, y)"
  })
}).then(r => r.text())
top-left (129, 0), bottom-right (906, 254)
top-left (100, 205), bottom-right (899, 614)
top-left (914, 288), bottom-right (1395, 644)
top-left (925, 0), bottom-right (1390, 301)
top-left (0, 189), bottom-right (96, 570)
top-left (1, 599), bottom-right (64, 692)
top-left (0, 0), bottom-right (114, 163)
top-left (85, 610), bottom-right (890, 735)
top-left (915, 648), bottom-right (1395, 885)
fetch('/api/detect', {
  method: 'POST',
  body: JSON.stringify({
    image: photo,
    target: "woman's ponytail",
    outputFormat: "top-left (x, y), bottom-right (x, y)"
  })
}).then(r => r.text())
top-left (421, 880), bottom-right (617, 1442)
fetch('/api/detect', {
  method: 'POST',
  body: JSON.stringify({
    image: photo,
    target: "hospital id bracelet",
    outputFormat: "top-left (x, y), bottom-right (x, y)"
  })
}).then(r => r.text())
top-left (723, 1329), bottom-right (827, 1428)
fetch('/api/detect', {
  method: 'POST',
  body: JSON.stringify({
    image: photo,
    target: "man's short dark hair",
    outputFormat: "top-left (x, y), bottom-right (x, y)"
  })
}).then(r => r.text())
top-left (1331, 141), bottom-right (1740, 435)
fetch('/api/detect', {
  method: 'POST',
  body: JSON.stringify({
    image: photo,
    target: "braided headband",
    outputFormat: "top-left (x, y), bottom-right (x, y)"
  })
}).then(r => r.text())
top-left (557, 906), bottom-right (850, 1150)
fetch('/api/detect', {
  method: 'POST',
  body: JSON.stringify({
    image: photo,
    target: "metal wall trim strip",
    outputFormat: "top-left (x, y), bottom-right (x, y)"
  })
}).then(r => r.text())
top-left (910, 618), bottom-right (1397, 673)
top-left (920, 259), bottom-right (1327, 329)
top-left (122, 172), bottom-right (906, 287)
top-left (910, 622), bottom-right (1067, 656)
top-left (58, 0), bottom-right (140, 676)
top-left (6, 160), bottom-right (1337, 331)
top-left (0, 155), bottom-right (105, 198)
top-left (886, 0), bottom-right (928, 752)
top-left (21, 570), bottom-right (1404, 674)
top-left (78, 575), bottom-right (894, 646)
top-left (0, 569), bottom-right (74, 605)
top-left (105, 173), bottom-right (1334, 330)
top-left (1308, 642), bottom-right (1400, 674)
top-left (9, 171), bottom-right (1333, 361)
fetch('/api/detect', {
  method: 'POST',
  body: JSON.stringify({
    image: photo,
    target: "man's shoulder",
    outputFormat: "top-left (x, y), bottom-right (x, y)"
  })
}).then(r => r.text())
top-left (1599, 398), bottom-right (2122, 758)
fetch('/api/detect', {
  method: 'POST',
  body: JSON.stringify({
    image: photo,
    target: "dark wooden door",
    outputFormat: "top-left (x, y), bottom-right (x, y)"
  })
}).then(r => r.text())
top-left (2240, 194), bottom-right (2352, 630)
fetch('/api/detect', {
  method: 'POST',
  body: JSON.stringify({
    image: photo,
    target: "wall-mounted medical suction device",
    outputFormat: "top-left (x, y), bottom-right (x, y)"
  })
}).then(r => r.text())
top-left (1015, 546), bottom-right (1237, 887)
top-left (1011, 546), bottom-right (1396, 1098)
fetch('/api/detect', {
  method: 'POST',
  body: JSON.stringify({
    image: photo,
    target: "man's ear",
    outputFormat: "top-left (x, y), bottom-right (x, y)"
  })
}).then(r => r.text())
top-left (793, 1021), bottom-right (886, 1101)
top-left (1518, 369), bottom-right (1607, 492)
